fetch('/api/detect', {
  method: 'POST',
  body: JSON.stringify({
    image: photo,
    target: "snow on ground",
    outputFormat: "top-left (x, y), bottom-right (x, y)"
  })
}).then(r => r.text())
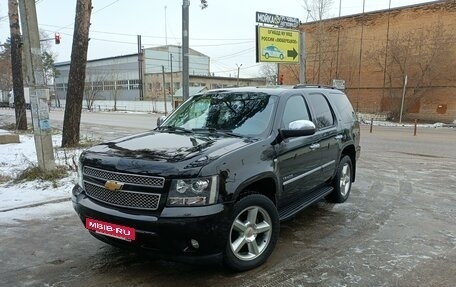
top-left (0, 130), bottom-right (81, 213)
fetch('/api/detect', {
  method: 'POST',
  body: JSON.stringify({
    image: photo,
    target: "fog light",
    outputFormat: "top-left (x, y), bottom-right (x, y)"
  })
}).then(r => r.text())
top-left (190, 239), bottom-right (199, 249)
top-left (72, 186), bottom-right (83, 197)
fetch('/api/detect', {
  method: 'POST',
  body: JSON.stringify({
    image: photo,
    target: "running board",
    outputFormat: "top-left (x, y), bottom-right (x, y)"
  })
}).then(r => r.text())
top-left (278, 186), bottom-right (334, 221)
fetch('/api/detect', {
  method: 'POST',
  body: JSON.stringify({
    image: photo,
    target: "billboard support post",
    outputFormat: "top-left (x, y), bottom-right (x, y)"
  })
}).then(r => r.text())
top-left (299, 31), bottom-right (305, 84)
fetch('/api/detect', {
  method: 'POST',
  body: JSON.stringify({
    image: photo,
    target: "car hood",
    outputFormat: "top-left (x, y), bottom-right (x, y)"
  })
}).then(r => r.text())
top-left (83, 131), bottom-right (253, 166)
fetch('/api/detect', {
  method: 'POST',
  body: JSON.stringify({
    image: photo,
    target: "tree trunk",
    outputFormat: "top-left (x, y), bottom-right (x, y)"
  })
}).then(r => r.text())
top-left (8, 0), bottom-right (27, 130)
top-left (61, 0), bottom-right (92, 147)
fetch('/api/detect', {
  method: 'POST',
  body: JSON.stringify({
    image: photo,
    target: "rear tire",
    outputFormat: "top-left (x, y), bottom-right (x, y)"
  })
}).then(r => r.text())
top-left (328, 155), bottom-right (353, 203)
top-left (223, 194), bottom-right (279, 271)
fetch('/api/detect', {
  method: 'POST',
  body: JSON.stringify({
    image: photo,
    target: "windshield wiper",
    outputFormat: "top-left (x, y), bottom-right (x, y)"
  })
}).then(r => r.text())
top-left (192, 128), bottom-right (243, 138)
top-left (157, 125), bottom-right (193, 133)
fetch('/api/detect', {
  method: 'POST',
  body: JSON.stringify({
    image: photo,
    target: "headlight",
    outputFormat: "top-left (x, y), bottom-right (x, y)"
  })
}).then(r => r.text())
top-left (167, 176), bottom-right (218, 206)
top-left (77, 160), bottom-right (84, 189)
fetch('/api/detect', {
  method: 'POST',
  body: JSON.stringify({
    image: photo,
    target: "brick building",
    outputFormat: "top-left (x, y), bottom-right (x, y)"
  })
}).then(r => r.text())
top-left (280, 0), bottom-right (456, 123)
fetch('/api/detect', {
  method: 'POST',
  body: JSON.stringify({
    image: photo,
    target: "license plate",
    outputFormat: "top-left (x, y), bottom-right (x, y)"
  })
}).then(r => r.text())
top-left (85, 218), bottom-right (136, 241)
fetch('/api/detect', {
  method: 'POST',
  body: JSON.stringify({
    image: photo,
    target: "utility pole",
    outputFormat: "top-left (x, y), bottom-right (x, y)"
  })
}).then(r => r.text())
top-left (20, 0), bottom-right (55, 171)
top-left (356, 0), bottom-right (366, 112)
top-left (299, 32), bottom-right (306, 84)
top-left (164, 6), bottom-right (168, 46)
top-left (182, 0), bottom-right (190, 101)
top-left (170, 53), bottom-right (174, 108)
top-left (137, 35), bottom-right (144, 100)
top-left (399, 75), bottom-right (407, 124)
top-left (236, 63), bottom-right (242, 87)
top-left (335, 0), bottom-right (342, 79)
top-left (381, 0), bottom-right (392, 112)
top-left (162, 66), bottom-right (168, 115)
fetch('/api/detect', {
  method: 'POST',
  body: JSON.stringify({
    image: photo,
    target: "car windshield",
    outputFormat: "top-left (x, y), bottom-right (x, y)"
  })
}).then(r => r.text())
top-left (161, 92), bottom-right (278, 137)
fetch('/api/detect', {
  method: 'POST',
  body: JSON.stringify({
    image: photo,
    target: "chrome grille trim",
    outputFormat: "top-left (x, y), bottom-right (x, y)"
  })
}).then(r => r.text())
top-left (84, 181), bottom-right (161, 210)
top-left (83, 166), bottom-right (165, 188)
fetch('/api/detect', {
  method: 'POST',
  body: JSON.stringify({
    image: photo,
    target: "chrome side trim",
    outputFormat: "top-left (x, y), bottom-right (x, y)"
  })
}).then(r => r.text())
top-left (283, 160), bottom-right (336, 185)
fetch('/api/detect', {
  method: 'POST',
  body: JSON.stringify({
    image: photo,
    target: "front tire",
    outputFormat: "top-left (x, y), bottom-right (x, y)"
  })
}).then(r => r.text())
top-left (328, 155), bottom-right (353, 203)
top-left (223, 194), bottom-right (279, 271)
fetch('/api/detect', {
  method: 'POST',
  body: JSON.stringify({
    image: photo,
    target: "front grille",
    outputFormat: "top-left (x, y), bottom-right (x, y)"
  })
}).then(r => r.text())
top-left (82, 166), bottom-right (164, 210)
top-left (84, 166), bottom-right (165, 188)
top-left (84, 182), bottom-right (161, 210)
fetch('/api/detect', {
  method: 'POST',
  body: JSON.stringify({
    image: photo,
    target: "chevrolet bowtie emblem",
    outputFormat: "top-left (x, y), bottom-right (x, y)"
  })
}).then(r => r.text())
top-left (104, 180), bottom-right (124, 191)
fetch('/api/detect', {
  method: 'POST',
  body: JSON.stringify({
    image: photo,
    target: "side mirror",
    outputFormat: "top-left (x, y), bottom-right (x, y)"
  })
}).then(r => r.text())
top-left (287, 120), bottom-right (316, 132)
top-left (156, 116), bottom-right (166, 127)
top-left (273, 120), bottom-right (316, 144)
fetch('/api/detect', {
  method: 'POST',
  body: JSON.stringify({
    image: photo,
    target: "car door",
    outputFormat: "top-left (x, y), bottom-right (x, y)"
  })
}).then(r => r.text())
top-left (275, 94), bottom-right (322, 208)
top-left (304, 92), bottom-right (340, 183)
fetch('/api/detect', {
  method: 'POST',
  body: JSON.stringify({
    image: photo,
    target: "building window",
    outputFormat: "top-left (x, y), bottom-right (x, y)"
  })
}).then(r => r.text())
top-left (129, 79), bottom-right (140, 90)
top-left (56, 83), bottom-right (66, 91)
top-left (117, 80), bottom-right (128, 90)
top-left (93, 81), bottom-right (103, 91)
top-left (104, 81), bottom-right (115, 90)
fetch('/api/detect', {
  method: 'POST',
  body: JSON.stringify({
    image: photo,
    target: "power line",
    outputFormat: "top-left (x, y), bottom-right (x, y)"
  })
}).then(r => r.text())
top-left (213, 47), bottom-right (255, 60)
top-left (44, 0), bottom-right (122, 33)
top-left (41, 29), bottom-right (255, 47)
top-left (40, 23), bottom-right (254, 41)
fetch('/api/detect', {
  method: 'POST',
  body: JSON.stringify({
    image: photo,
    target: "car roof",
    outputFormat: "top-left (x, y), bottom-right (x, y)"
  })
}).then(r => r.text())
top-left (203, 85), bottom-right (344, 97)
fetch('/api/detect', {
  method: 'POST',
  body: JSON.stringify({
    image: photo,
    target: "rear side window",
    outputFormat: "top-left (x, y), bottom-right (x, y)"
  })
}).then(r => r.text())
top-left (305, 93), bottom-right (334, 129)
top-left (329, 92), bottom-right (357, 123)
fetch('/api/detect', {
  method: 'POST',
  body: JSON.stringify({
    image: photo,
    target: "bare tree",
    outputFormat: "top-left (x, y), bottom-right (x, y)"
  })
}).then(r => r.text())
top-left (62, 0), bottom-right (92, 147)
top-left (39, 30), bottom-right (59, 87)
top-left (302, 0), bottom-right (335, 83)
top-left (8, 0), bottom-right (27, 130)
top-left (259, 63), bottom-right (278, 85)
top-left (0, 40), bottom-right (13, 96)
top-left (109, 61), bottom-right (123, 111)
top-left (83, 73), bottom-right (105, 111)
top-left (303, 0), bottom-right (334, 21)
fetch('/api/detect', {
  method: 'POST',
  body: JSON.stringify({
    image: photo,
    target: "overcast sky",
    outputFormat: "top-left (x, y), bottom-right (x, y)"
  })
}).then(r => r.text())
top-left (0, 0), bottom-right (436, 78)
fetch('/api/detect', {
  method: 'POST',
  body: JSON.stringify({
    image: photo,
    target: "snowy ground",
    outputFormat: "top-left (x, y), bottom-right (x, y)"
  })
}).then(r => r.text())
top-left (0, 131), bottom-right (81, 214)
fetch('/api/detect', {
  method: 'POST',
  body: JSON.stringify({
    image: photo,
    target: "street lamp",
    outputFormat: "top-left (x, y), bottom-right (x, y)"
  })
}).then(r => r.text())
top-left (236, 63), bottom-right (242, 87)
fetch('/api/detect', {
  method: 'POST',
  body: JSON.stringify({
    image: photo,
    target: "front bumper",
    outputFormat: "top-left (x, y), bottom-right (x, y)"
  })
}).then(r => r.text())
top-left (72, 185), bottom-right (232, 263)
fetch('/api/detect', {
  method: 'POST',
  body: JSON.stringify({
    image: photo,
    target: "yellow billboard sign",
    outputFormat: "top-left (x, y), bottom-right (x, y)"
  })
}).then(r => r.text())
top-left (256, 26), bottom-right (300, 63)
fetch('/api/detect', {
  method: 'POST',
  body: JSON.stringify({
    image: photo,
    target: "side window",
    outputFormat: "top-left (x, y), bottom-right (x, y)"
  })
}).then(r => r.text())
top-left (281, 95), bottom-right (311, 129)
top-left (306, 93), bottom-right (335, 129)
top-left (329, 92), bottom-right (357, 123)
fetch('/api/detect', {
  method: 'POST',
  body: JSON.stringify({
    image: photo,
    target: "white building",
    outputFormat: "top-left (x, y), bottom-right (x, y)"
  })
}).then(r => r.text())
top-left (54, 45), bottom-right (265, 103)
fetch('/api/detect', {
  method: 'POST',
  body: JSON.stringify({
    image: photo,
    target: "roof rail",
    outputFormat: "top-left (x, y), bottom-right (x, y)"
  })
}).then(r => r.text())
top-left (292, 84), bottom-right (335, 89)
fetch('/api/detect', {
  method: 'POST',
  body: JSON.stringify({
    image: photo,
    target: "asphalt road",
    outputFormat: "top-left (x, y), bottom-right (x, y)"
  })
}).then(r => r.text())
top-left (0, 108), bottom-right (158, 139)
top-left (1, 109), bottom-right (455, 286)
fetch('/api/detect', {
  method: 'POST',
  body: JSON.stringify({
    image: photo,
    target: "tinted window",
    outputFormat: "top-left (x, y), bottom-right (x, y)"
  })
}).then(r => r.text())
top-left (306, 93), bottom-right (334, 129)
top-left (329, 92), bottom-right (357, 123)
top-left (281, 95), bottom-right (311, 129)
top-left (163, 92), bottom-right (278, 136)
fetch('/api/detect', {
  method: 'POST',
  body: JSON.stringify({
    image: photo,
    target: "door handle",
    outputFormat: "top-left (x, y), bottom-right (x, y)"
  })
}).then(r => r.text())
top-left (310, 143), bottom-right (320, 150)
top-left (335, 135), bottom-right (343, 140)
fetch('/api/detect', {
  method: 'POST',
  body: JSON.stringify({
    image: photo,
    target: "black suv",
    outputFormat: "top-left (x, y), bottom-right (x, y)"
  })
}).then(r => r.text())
top-left (72, 86), bottom-right (360, 271)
